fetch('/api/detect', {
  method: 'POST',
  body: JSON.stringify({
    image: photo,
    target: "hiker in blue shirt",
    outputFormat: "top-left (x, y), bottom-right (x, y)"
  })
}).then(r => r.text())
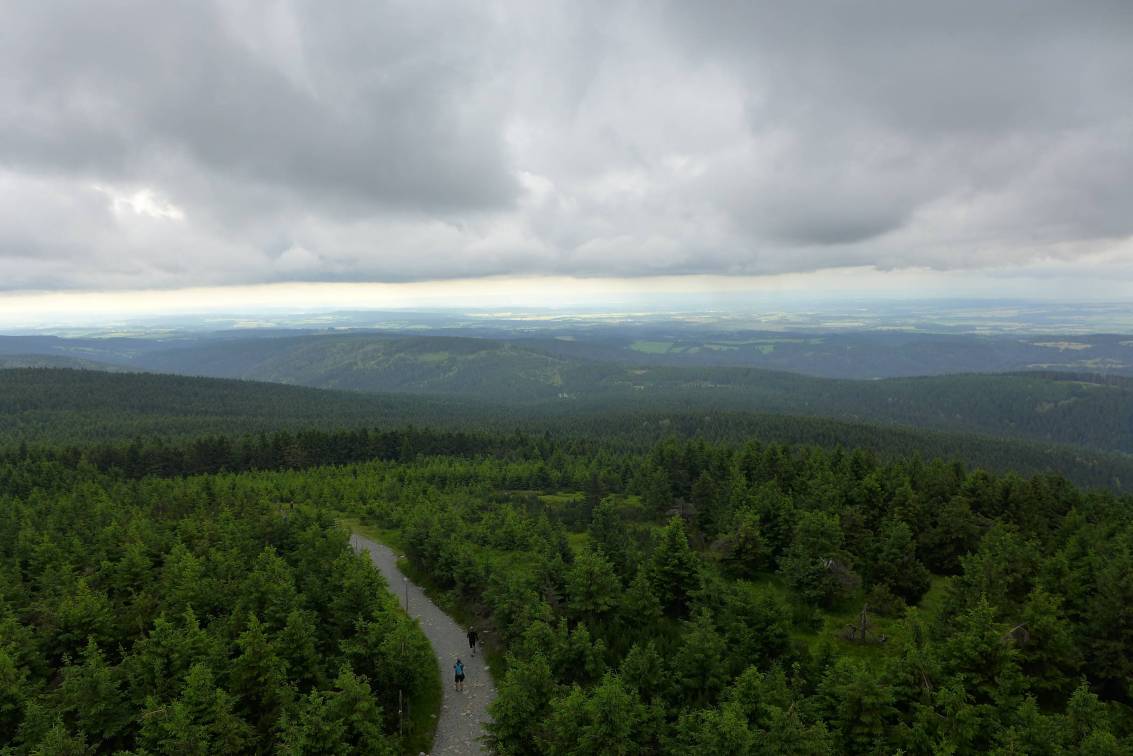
top-left (454, 657), bottom-right (465, 692)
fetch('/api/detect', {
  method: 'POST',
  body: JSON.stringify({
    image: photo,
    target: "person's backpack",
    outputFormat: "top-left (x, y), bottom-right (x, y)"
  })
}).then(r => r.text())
top-left (456, 661), bottom-right (464, 675)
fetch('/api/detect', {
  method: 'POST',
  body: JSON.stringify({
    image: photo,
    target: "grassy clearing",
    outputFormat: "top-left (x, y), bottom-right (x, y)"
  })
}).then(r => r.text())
top-left (566, 532), bottom-right (590, 554)
top-left (538, 491), bottom-right (583, 506)
top-left (339, 515), bottom-right (407, 554)
top-left (629, 340), bottom-right (674, 354)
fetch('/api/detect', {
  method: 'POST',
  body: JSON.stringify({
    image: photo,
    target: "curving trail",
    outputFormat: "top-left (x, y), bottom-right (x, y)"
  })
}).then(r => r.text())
top-left (351, 533), bottom-right (495, 755)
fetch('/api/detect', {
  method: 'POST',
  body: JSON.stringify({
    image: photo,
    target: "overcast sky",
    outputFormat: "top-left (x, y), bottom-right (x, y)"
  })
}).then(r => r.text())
top-left (1, 0), bottom-right (1132, 306)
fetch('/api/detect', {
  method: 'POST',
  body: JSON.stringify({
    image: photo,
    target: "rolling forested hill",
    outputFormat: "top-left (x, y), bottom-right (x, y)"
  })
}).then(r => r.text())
top-left (135, 333), bottom-right (600, 401)
top-left (19, 332), bottom-right (1130, 454)
top-left (7, 325), bottom-right (1133, 379)
top-left (0, 354), bottom-right (128, 371)
top-left (520, 329), bottom-right (1133, 377)
top-left (0, 368), bottom-right (494, 443)
top-left (2, 368), bottom-right (1132, 490)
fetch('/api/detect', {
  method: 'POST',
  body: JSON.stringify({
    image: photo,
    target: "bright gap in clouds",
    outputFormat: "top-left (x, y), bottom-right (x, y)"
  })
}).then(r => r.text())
top-left (2, 265), bottom-right (1132, 329)
top-left (93, 185), bottom-right (186, 222)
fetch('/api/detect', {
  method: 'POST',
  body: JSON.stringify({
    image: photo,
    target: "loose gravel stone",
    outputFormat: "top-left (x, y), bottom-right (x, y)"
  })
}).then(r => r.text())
top-left (352, 534), bottom-right (495, 755)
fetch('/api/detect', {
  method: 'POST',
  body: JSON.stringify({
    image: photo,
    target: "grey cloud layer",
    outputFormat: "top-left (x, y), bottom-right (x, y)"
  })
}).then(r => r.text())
top-left (1, 0), bottom-right (1131, 290)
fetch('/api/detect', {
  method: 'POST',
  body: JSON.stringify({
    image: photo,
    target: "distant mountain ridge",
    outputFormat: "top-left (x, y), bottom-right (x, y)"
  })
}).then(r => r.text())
top-left (5, 327), bottom-right (1133, 379)
top-left (135, 333), bottom-right (601, 401)
top-left (516, 330), bottom-right (1133, 378)
top-left (3, 332), bottom-right (1133, 453)
top-left (121, 333), bottom-right (1133, 453)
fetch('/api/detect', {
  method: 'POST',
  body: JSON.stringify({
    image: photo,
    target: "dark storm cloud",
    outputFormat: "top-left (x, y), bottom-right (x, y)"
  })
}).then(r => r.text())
top-left (0, 0), bottom-right (1131, 290)
top-left (658, 0), bottom-right (1133, 253)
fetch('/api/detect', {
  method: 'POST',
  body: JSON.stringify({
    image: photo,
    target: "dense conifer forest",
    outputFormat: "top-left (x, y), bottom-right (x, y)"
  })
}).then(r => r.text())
top-left (342, 438), bottom-right (1133, 754)
top-left (0, 459), bottom-right (437, 753)
top-left (4, 368), bottom-right (1133, 491)
top-left (2, 418), bottom-right (1131, 752)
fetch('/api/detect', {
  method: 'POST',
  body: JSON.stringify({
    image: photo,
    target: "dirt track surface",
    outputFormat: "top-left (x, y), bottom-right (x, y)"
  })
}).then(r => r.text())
top-left (351, 533), bottom-right (495, 755)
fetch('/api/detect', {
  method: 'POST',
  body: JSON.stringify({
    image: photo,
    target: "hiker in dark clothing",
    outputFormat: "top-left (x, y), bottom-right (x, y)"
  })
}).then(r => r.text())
top-left (467, 627), bottom-right (479, 656)
top-left (454, 658), bottom-right (465, 691)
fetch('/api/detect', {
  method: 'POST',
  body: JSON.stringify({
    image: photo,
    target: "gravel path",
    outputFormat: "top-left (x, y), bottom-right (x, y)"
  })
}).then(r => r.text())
top-left (351, 533), bottom-right (495, 755)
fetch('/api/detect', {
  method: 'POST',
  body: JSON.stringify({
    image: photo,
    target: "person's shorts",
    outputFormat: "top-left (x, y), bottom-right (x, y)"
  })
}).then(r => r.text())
top-left (455, 673), bottom-right (465, 682)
